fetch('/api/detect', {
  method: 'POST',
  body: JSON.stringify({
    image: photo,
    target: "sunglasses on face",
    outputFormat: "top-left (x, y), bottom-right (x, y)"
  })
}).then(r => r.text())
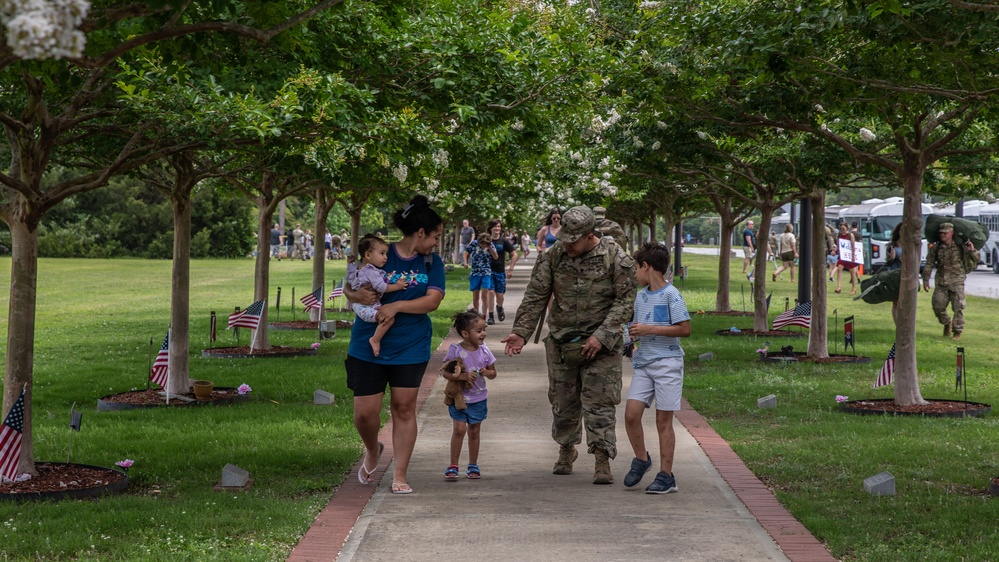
top-left (553, 216), bottom-right (561, 221)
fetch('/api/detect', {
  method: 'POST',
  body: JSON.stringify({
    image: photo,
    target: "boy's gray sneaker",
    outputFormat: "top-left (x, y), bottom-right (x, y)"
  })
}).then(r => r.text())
top-left (623, 453), bottom-right (653, 487)
top-left (645, 471), bottom-right (678, 494)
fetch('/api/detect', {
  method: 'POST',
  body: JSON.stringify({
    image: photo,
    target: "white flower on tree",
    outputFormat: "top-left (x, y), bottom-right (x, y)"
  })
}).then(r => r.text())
top-left (432, 149), bottom-right (449, 169)
top-left (510, 119), bottom-right (524, 131)
top-left (392, 162), bottom-right (408, 184)
top-left (3, 0), bottom-right (90, 60)
top-left (859, 128), bottom-right (876, 142)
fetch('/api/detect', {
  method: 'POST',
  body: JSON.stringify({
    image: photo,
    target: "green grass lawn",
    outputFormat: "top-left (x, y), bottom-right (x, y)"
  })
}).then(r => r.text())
top-left (1, 254), bottom-right (998, 561)
top-left (0, 257), bottom-right (471, 561)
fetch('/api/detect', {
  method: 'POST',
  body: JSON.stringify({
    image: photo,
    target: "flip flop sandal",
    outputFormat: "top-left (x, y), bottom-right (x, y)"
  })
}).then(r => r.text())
top-left (358, 442), bottom-right (384, 485)
top-left (444, 465), bottom-right (460, 481)
top-left (391, 482), bottom-right (413, 494)
top-left (466, 464), bottom-right (481, 479)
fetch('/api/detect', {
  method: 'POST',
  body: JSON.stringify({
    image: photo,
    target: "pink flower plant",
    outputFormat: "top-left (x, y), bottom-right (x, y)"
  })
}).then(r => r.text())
top-left (835, 395), bottom-right (849, 403)
top-left (311, 342), bottom-right (321, 350)
top-left (115, 459), bottom-right (134, 471)
top-left (238, 383), bottom-right (252, 395)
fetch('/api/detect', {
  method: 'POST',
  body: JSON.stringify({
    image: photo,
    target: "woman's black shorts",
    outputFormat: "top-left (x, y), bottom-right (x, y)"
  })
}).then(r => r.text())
top-left (345, 355), bottom-right (429, 396)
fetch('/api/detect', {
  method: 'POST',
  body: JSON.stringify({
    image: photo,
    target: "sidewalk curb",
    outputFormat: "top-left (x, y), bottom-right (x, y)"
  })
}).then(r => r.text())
top-left (676, 399), bottom-right (835, 561)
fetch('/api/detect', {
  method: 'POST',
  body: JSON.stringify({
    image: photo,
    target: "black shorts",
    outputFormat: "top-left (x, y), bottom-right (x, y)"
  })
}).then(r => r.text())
top-left (345, 355), bottom-right (429, 396)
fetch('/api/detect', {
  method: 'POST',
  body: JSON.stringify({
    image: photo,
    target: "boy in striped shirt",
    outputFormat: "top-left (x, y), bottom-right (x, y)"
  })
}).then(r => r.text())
top-left (622, 242), bottom-right (691, 494)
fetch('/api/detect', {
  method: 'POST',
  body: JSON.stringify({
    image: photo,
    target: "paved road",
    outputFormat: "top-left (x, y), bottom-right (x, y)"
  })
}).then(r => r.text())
top-left (683, 246), bottom-right (999, 299)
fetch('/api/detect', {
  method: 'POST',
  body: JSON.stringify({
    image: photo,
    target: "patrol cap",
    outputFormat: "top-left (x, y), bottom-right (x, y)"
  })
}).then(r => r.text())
top-left (939, 222), bottom-right (954, 233)
top-left (593, 206), bottom-right (607, 219)
top-left (557, 206), bottom-right (596, 244)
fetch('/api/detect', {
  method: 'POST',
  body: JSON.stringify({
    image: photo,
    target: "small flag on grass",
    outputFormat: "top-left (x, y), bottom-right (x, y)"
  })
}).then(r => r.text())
top-left (229, 300), bottom-right (265, 331)
top-left (328, 279), bottom-right (344, 300)
top-left (874, 343), bottom-right (896, 388)
top-left (0, 387), bottom-right (25, 482)
top-left (844, 315), bottom-right (855, 352)
top-left (301, 286), bottom-right (323, 310)
top-left (150, 331), bottom-right (170, 388)
top-left (773, 301), bottom-right (811, 330)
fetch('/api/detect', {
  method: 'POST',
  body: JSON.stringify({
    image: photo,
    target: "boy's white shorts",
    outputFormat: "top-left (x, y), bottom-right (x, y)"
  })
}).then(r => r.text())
top-left (628, 356), bottom-right (684, 411)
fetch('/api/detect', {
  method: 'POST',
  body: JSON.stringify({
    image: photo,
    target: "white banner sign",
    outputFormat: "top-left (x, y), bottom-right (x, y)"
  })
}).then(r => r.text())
top-left (838, 238), bottom-right (864, 264)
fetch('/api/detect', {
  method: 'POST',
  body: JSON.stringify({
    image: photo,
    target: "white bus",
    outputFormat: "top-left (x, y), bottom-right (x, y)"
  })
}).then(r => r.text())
top-left (838, 197), bottom-right (933, 272)
top-left (975, 202), bottom-right (999, 273)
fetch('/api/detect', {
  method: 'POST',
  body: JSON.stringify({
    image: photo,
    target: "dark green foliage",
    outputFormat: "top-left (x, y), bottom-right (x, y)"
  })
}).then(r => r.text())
top-left (38, 177), bottom-right (255, 259)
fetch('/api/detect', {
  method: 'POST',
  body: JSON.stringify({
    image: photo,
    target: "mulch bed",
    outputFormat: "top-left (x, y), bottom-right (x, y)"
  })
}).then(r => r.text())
top-left (270, 320), bottom-right (353, 330)
top-left (715, 329), bottom-right (806, 337)
top-left (98, 387), bottom-right (243, 406)
top-left (840, 399), bottom-right (991, 417)
top-left (202, 345), bottom-right (317, 357)
top-left (760, 351), bottom-right (871, 363)
top-left (696, 310), bottom-right (753, 316)
top-left (0, 463), bottom-right (126, 495)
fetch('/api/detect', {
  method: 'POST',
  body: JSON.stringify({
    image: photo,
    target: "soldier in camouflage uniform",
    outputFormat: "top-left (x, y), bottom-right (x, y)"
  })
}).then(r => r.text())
top-left (501, 206), bottom-right (636, 485)
top-left (593, 206), bottom-right (627, 249)
top-left (921, 222), bottom-right (979, 340)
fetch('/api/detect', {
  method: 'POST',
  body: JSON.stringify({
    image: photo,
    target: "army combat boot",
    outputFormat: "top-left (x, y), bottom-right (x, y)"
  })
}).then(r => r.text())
top-left (553, 445), bottom-right (578, 475)
top-left (943, 323), bottom-right (951, 337)
top-left (593, 449), bottom-right (613, 485)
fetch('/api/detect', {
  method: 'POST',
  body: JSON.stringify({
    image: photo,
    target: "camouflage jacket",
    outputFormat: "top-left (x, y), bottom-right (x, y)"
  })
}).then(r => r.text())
top-left (596, 218), bottom-right (627, 248)
top-left (512, 238), bottom-right (636, 350)
top-left (922, 241), bottom-right (979, 287)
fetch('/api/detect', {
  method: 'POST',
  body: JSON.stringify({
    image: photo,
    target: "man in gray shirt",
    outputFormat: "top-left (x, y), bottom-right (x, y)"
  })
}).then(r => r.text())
top-left (459, 219), bottom-right (475, 267)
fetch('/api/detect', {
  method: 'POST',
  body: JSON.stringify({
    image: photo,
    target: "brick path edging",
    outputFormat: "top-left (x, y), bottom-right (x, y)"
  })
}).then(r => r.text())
top-left (676, 398), bottom-right (837, 562)
top-left (287, 335), bottom-right (459, 562)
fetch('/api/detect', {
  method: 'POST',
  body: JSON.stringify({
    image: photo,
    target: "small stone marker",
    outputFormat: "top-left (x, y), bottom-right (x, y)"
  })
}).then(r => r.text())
top-left (218, 463), bottom-right (250, 490)
top-left (698, 352), bottom-right (713, 361)
top-left (757, 394), bottom-right (777, 409)
top-left (314, 389), bottom-right (335, 405)
top-left (864, 471), bottom-right (895, 496)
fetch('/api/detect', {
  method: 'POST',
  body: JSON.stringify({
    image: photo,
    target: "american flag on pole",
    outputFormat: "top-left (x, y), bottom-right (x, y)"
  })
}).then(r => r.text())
top-left (150, 331), bottom-right (170, 388)
top-left (0, 387), bottom-right (26, 482)
top-left (765, 292), bottom-right (772, 311)
top-left (210, 311), bottom-right (217, 343)
top-left (228, 300), bottom-right (265, 330)
top-left (772, 301), bottom-right (811, 330)
top-left (301, 286), bottom-right (323, 310)
top-left (328, 279), bottom-right (344, 300)
top-left (874, 343), bottom-right (896, 388)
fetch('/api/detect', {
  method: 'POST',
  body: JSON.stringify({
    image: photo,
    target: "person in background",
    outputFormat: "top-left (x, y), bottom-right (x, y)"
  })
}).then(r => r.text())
top-left (521, 231), bottom-right (532, 258)
top-left (458, 219), bottom-right (475, 267)
top-left (536, 208), bottom-right (563, 252)
top-left (741, 220), bottom-right (756, 279)
top-left (921, 222), bottom-right (979, 341)
top-left (772, 224), bottom-right (798, 282)
top-left (465, 232), bottom-right (498, 319)
top-left (270, 223), bottom-right (283, 261)
top-left (486, 218), bottom-right (518, 325)
top-left (834, 222), bottom-right (860, 294)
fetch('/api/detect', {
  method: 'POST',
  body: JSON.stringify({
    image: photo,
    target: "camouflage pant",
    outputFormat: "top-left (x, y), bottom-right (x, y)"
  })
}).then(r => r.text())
top-left (544, 338), bottom-right (622, 458)
top-left (932, 284), bottom-right (967, 333)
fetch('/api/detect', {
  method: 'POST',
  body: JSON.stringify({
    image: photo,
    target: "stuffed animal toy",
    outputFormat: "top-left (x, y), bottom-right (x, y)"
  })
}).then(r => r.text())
top-left (440, 357), bottom-right (472, 410)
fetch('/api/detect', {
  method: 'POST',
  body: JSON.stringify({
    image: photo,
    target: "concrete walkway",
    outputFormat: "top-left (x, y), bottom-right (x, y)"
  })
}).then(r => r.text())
top-left (288, 254), bottom-right (835, 562)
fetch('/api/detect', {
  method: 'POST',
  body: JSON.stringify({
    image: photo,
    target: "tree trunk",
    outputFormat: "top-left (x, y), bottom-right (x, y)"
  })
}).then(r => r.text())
top-left (3, 218), bottom-right (39, 476)
top-left (807, 190), bottom-right (829, 358)
top-left (167, 191), bottom-right (192, 394)
top-left (251, 195), bottom-right (274, 351)
top-left (752, 208), bottom-right (774, 332)
top-left (894, 164), bottom-right (927, 405)
top-left (649, 212), bottom-right (658, 243)
top-left (716, 218), bottom-right (735, 312)
top-left (311, 187), bottom-right (334, 322)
